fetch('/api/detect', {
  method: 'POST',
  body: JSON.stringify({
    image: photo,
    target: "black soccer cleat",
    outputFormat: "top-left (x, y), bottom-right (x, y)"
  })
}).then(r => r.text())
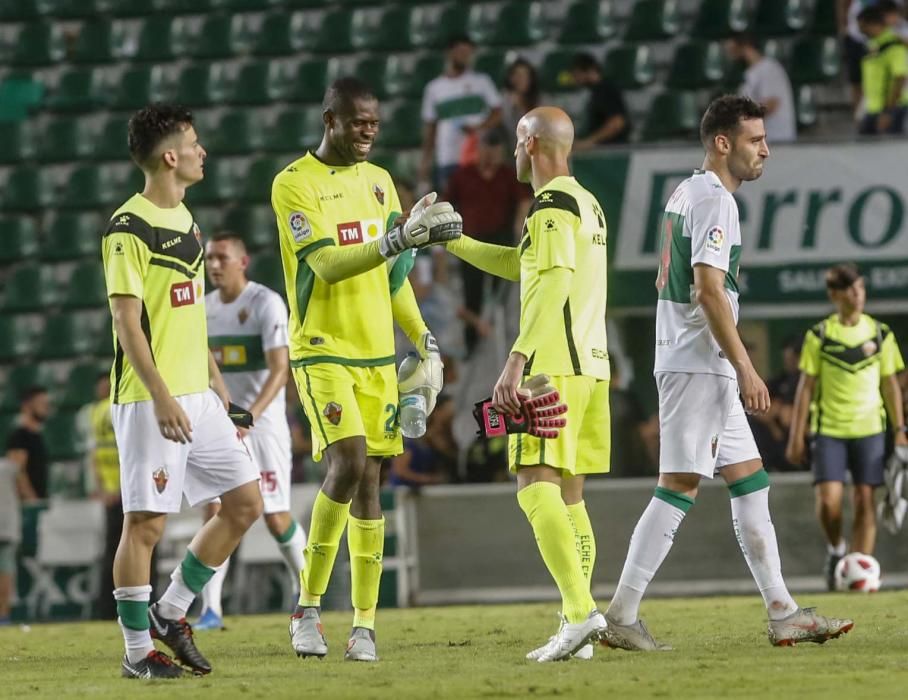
top-left (121, 650), bottom-right (185, 679)
top-left (148, 603), bottom-right (212, 675)
top-left (824, 552), bottom-right (843, 591)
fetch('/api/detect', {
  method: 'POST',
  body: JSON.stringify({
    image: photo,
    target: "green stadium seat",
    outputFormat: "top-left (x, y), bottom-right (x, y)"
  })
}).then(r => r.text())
top-left (1, 166), bottom-right (57, 211)
top-left (285, 0), bottom-right (332, 6)
top-left (44, 410), bottom-right (83, 459)
top-left (410, 3), bottom-right (469, 49)
top-left (172, 63), bottom-right (233, 108)
top-left (0, 314), bottom-right (37, 361)
top-left (45, 68), bottom-right (104, 114)
top-left (71, 19), bottom-right (116, 64)
top-left (692, 0), bottom-right (749, 39)
top-left (43, 212), bottom-right (103, 261)
top-left (97, 0), bottom-right (155, 14)
top-left (264, 107), bottom-right (325, 153)
top-left (625, 0), bottom-right (681, 41)
top-left (1, 263), bottom-right (57, 312)
top-left (351, 6), bottom-right (413, 51)
top-left (107, 66), bottom-right (163, 110)
top-left (369, 150), bottom-right (419, 182)
top-left (229, 62), bottom-right (277, 105)
top-left (247, 252), bottom-right (284, 292)
top-left (61, 261), bottom-right (108, 310)
top-left (205, 111), bottom-right (264, 155)
top-left (294, 8), bottom-right (354, 53)
top-left (0, 0), bottom-right (40, 19)
top-left (184, 160), bottom-right (237, 206)
top-left (795, 84), bottom-right (817, 129)
top-left (217, 0), bottom-right (282, 10)
top-left (788, 36), bottom-right (840, 84)
top-left (4, 22), bottom-right (66, 66)
top-left (95, 327), bottom-right (115, 360)
top-left (252, 11), bottom-right (300, 56)
top-left (666, 42), bottom-right (726, 90)
top-left (240, 156), bottom-right (293, 203)
top-left (641, 91), bottom-right (699, 141)
top-left (386, 53), bottom-right (444, 99)
top-left (379, 101), bottom-right (422, 149)
top-left (268, 59), bottom-right (329, 103)
top-left (754, 0), bottom-right (807, 36)
top-left (0, 121), bottom-right (36, 163)
top-left (93, 116), bottom-right (130, 162)
top-left (474, 49), bottom-right (511, 84)
top-left (0, 77), bottom-right (45, 123)
top-left (58, 362), bottom-right (106, 410)
top-left (152, 0), bottom-right (218, 11)
top-left (559, 0), bottom-right (616, 44)
top-left (37, 313), bottom-right (99, 360)
top-left (60, 164), bottom-right (122, 210)
top-left (468, 1), bottom-right (547, 46)
top-left (38, 117), bottom-right (96, 163)
top-left (539, 48), bottom-right (579, 93)
top-left (326, 56), bottom-right (389, 99)
top-left (0, 217), bottom-right (40, 263)
top-left (185, 13), bottom-right (253, 59)
top-left (222, 205), bottom-right (279, 250)
top-left (0, 364), bottom-right (55, 412)
top-left (605, 44), bottom-right (656, 90)
top-left (36, 0), bottom-right (101, 17)
top-left (811, 0), bottom-right (837, 36)
top-left (118, 16), bottom-right (189, 62)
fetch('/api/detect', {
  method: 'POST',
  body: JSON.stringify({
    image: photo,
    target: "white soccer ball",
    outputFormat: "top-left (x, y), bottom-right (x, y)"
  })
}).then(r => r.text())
top-left (834, 552), bottom-right (881, 592)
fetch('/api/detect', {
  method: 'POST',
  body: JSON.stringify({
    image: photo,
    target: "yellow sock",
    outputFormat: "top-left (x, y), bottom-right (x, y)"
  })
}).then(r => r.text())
top-left (567, 501), bottom-right (596, 588)
top-left (517, 482), bottom-right (595, 623)
top-left (348, 515), bottom-right (384, 631)
top-left (298, 490), bottom-right (351, 607)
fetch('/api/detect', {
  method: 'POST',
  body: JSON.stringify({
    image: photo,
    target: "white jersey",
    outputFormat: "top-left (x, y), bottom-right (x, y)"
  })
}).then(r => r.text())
top-left (206, 281), bottom-right (290, 434)
top-left (654, 169), bottom-right (742, 379)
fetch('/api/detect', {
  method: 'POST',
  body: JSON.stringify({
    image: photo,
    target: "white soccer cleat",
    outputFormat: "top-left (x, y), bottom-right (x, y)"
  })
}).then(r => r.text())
top-left (289, 608), bottom-right (328, 658)
top-left (573, 643), bottom-right (594, 660)
top-left (601, 614), bottom-right (672, 651)
top-left (536, 610), bottom-right (607, 662)
top-left (344, 627), bottom-right (378, 662)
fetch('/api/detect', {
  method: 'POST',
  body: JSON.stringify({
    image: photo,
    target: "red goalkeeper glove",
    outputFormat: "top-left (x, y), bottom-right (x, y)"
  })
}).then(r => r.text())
top-left (472, 374), bottom-right (567, 439)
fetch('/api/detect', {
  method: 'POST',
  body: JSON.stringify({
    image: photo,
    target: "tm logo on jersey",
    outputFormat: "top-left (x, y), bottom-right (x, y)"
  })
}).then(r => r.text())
top-left (171, 281), bottom-right (196, 307)
top-left (338, 221), bottom-right (363, 246)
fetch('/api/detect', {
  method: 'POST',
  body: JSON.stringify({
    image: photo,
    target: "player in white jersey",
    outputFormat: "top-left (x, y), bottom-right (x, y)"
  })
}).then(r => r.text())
top-left (602, 96), bottom-right (852, 651)
top-left (195, 232), bottom-right (307, 630)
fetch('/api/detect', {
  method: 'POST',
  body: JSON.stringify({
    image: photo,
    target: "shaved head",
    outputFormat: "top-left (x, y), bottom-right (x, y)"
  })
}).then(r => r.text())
top-left (514, 106), bottom-right (575, 185)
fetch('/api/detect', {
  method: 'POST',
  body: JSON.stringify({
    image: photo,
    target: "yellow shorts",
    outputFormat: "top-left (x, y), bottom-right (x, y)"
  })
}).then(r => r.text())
top-left (292, 363), bottom-right (403, 462)
top-left (509, 375), bottom-right (611, 475)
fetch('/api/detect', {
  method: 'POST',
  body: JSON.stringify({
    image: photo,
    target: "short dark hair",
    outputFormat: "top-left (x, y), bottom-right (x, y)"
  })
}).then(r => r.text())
top-left (322, 77), bottom-right (376, 114)
top-left (699, 95), bottom-right (766, 147)
top-left (857, 6), bottom-right (885, 24)
top-left (20, 385), bottom-right (48, 404)
top-left (826, 262), bottom-right (862, 291)
top-left (127, 103), bottom-right (194, 168)
top-left (877, 0), bottom-right (900, 12)
top-left (727, 32), bottom-right (758, 49)
top-left (570, 52), bottom-right (600, 73)
top-left (446, 33), bottom-right (474, 50)
top-left (209, 230), bottom-right (247, 254)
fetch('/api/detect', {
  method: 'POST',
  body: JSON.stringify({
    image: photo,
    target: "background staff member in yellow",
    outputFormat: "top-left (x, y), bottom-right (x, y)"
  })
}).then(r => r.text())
top-left (446, 107), bottom-right (610, 662)
top-left (786, 263), bottom-right (907, 589)
top-left (272, 77), bottom-right (461, 663)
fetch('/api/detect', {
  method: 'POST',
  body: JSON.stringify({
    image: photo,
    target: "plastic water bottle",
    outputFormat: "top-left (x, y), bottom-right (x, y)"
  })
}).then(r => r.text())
top-left (398, 352), bottom-right (428, 438)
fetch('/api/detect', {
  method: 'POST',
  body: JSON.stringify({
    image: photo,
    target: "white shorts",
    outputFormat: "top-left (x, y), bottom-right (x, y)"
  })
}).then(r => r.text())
top-left (112, 390), bottom-right (259, 513)
top-left (656, 372), bottom-right (761, 478)
top-left (245, 426), bottom-right (293, 514)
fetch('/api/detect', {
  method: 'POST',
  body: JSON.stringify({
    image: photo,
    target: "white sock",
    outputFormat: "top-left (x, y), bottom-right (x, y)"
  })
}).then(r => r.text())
top-left (119, 619), bottom-right (154, 664)
top-left (157, 565), bottom-right (197, 620)
top-left (201, 558), bottom-right (230, 617)
top-left (276, 520), bottom-right (307, 593)
top-left (730, 484), bottom-right (798, 620)
top-left (607, 490), bottom-right (691, 625)
top-left (827, 539), bottom-right (846, 556)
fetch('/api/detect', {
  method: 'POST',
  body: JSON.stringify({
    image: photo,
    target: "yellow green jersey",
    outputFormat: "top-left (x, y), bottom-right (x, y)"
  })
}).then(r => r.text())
top-left (517, 175), bottom-right (609, 380)
top-left (799, 313), bottom-right (905, 438)
top-left (102, 193), bottom-right (208, 404)
top-left (271, 153), bottom-right (402, 368)
top-left (90, 398), bottom-right (119, 493)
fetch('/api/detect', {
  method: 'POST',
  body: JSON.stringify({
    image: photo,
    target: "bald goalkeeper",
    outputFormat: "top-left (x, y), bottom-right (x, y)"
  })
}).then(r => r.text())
top-left (446, 107), bottom-right (612, 662)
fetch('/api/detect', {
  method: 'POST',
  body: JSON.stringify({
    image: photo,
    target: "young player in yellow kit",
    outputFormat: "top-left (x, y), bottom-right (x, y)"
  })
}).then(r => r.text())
top-left (271, 78), bottom-right (462, 662)
top-left (448, 107), bottom-right (610, 662)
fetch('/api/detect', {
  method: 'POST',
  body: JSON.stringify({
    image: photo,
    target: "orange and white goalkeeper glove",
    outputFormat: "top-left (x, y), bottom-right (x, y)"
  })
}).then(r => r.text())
top-left (472, 374), bottom-right (568, 439)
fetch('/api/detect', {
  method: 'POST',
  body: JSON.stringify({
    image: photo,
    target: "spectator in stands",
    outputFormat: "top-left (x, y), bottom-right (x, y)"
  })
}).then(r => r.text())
top-left (880, 0), bottom-right (908, 41)
top-left (5, 386), bottom-right (50, 500)
top-left (569, 52), bottom-right (631, 149)
top-left (857, 5), bottom-right (908, 134)
top-left (419, 34), bottom-right (503, 194)
top-left (724, 33), bottom-right (797, 143)
top-left (0, 455), bottom-right (28, 625)
top-left (444, 128), bottom-right (532, 355)
top-left (840, 0), bottom-right (872, 112)
top-left (501, 58), bottom-right (540, 150)
top-left (389, 395), bottom-right (457, 487)
top-left (465, 435), bottom-right (510, 483)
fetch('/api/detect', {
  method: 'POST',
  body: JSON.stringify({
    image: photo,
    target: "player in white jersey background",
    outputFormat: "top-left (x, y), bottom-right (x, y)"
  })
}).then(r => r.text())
top-left (601, 96), bottom-right (852, 651)
top-left (196, 232), bottom-right (307, 630)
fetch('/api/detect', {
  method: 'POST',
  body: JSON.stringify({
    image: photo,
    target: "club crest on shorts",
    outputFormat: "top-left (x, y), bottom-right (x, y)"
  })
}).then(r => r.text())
top-left (324, 402), bottom-right (343, 426)
top-left (152, 467), bottom-right (169, 494)
top-left (372, 183), bottom-right (384, 205)
top-left (710, 434), bottom-right (719, 459)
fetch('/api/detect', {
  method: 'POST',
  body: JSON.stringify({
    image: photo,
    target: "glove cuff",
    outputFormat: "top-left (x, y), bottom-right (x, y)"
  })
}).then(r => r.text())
top-left (380, 224), bottom-right (406, 259)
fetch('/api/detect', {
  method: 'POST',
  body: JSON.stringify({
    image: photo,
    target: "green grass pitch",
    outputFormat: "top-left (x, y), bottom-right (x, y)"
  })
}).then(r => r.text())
top-left (3, 592), bottom-right (908, 699)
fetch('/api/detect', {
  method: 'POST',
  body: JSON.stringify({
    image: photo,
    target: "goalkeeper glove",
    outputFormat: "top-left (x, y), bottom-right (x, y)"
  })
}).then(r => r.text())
top-left (472, 374), bottom-right (567, 439)
top-left (398, 332), bottom-right (444, 414)
top-left (227, 402), bottom-right (254, 429)
top-left (379, 192), bottom-right (462, 259)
